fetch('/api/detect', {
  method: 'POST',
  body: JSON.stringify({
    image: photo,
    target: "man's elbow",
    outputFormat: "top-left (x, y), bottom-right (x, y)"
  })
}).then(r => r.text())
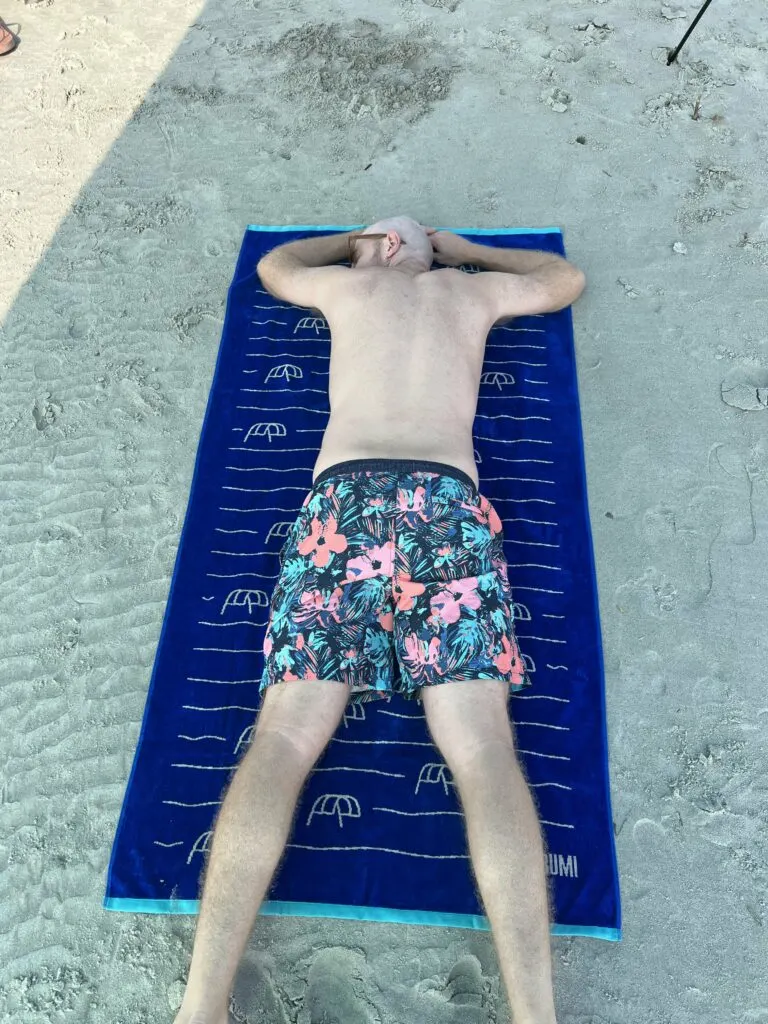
top-left (568, 266), bottom-right (586, 304)
top-left (256, 253), bottom-right (276, 278)
top-left (256, 254), bottom-right (281, 294)
top-left (256, 246), bottom-right (288, 276)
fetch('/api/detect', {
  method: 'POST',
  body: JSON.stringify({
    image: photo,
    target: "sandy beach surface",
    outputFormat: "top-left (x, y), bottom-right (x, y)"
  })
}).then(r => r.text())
top-left (2, 0), bottom-right (767, 1021)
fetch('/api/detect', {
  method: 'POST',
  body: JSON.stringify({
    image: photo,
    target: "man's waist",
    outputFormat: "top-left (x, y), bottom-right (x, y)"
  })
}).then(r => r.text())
top-left (314, 435), bottom-right (479, 489)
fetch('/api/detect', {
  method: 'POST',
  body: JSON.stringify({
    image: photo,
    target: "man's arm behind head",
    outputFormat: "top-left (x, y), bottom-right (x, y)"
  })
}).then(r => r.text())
top-left (464, 241), bottom-right (586, 319)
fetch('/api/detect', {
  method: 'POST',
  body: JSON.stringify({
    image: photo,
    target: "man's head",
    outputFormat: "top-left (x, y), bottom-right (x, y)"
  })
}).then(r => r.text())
top-left (349, 216), bottom-right (434, 275)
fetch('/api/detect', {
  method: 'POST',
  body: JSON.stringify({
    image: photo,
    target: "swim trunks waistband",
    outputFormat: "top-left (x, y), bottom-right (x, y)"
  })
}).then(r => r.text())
top-left (313, 458), bottom-right (478, 495)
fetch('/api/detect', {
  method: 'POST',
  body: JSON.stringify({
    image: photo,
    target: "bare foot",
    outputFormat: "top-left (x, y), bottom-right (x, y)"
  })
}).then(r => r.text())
top-left (0, 20), bottom-right (19, 56)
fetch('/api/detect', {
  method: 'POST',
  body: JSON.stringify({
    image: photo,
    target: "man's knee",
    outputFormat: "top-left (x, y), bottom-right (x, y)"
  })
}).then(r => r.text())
top-left (253, 678), bottom-right (350, 764)
top-left (422, 678), bottom-right (515, 775)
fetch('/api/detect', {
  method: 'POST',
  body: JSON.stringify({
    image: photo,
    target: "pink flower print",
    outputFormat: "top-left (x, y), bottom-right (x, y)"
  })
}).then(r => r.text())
top-left (430, 577), bottom-right (481, 625)
top-left (396, 485), bottom-right (432, 524)
top-left (297, 513), bottom-right (348, 568)
top-left (296, 633), bottom-right (305, 651)
top-left (494, 633), bottom-right (514, 673)
top-left (346, 541), bottom-right (394, 582)
top-left (403, 634), bottom-right (443, 672)
top-left (327, 587), bottom-right (345, 621)
top-left (485, 499), bottom-right (503, 536)
top-left (397, 485), bottom-right (426, 514)
top-left (300, 589), bottom-right (326, 613)
top-left (263, 635), bottom-right (273, 657)
top-left (340, 647), bottom-right (358, 670)
top-left (393, 573), bottom-right (426, 612)
top-left (426, 635), bottom-right (441, 668)
top-left (378, 608), bottom-right (394, 632)
top-left (297, 586), bottom-right (346, 623)
top-left (492, 556), bottom-right (510, 581)
top-left (494, 634), bottom-right (525, 687)
top-left (460, 495), bottom-right (503, 536)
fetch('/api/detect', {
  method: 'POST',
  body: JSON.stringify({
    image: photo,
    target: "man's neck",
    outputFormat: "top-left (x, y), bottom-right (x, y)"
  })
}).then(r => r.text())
top-left (385, 258), bottom-right (427, 279)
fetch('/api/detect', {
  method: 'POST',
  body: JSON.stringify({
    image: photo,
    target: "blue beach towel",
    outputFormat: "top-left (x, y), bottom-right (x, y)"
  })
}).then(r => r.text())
top-left (104, 225), bottom-right (621, 942)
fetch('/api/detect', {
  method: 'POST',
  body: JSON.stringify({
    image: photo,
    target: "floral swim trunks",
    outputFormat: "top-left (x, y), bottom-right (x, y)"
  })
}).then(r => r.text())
top-left (260, 458), bottom-right (532, 705)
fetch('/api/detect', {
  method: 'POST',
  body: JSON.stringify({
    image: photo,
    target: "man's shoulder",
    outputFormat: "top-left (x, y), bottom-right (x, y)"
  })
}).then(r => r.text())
top-left (329, 266), bottom-right (488, 311)
top-left (429, 267), bottom-right (497, 313)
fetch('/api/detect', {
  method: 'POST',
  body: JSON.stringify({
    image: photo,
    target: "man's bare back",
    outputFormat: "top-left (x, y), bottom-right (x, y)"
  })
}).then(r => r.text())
top-left (314, 266), bottom-right (492, 487)
top-left (257, 217), bottom-right (586, 488)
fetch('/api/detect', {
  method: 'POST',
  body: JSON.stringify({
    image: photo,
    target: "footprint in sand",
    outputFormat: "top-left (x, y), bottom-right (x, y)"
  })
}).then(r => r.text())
top-left (720, 364), bottom-right (768, 411)
top-left (443, 954), bottom-right (486, 1009)
top-left (230, 952), bottom-right (291, 1024)
top-left (303, 948), bottom-right (375, 1024)
top-left (415, 953), bottom-right (487, 1022)
top-left (705, 442), bottom-right (759, 546)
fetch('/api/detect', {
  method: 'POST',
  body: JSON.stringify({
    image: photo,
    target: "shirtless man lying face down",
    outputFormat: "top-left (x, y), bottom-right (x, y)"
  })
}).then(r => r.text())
top-left (173, 215), bottom-right (585, 1024)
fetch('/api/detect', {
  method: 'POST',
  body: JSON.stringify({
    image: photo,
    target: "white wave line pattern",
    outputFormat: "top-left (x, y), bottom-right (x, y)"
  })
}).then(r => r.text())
top-left (178, 734), bottom-right (227, 742)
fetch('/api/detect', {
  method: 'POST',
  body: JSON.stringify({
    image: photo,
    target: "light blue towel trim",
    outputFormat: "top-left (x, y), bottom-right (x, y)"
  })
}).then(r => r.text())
top-left (102, 897), bottom-right (619, 941)
top-left (247, 224), bottom-right (562, 235)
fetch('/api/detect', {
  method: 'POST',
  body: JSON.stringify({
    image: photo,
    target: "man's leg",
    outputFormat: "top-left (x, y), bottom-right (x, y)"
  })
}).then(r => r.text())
top-left (421, 679), bottom-right (558, 1024)
top-left (174, 679), bottom-right (350, 1024)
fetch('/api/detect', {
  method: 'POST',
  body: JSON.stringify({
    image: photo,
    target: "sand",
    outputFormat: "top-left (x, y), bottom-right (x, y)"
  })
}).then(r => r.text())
top-left (1, 0), bottom-right (767, 1020)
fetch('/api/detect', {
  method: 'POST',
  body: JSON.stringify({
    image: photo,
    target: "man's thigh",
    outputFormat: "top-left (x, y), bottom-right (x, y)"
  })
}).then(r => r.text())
top-left (421, 678), bottom-right (515, 774)
top-left (255, 678), bottom-right (350, 763)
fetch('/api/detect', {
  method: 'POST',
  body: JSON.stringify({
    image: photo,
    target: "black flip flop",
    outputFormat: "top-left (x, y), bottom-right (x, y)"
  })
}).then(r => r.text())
top-left (0, 18), bottom-right (20, 57)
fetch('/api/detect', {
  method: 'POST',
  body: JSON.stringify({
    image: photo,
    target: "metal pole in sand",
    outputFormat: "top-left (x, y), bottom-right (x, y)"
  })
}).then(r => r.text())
top-left (667, 0), bottom-right (714, 65)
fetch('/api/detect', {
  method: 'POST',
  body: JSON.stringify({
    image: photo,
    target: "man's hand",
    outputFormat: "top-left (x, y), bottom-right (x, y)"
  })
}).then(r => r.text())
top-left (422, 227), bottom-right (473, 268)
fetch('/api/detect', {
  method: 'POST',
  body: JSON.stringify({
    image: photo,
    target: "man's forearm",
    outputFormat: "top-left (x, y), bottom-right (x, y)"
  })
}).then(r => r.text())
top-left (463, 240), bottom-right (575, 275)
top-left (261, 230), bottom-right (358, 268)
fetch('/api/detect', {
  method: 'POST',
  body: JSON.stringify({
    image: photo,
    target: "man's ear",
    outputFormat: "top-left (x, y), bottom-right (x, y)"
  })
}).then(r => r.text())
top-left (383, 233), bottom-right (402, 265)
